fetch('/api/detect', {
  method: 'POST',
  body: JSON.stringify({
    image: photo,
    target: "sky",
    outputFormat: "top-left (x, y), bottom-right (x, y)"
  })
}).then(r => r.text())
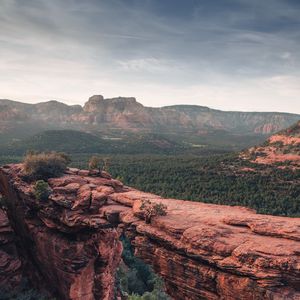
top-left (0, 0), bottom-right (300, 113)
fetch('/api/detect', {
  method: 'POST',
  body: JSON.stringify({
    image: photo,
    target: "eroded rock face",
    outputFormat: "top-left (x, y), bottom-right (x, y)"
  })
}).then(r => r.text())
top-left (0, 164), bottom-right (299, 300)
top-left (0, 164), bottom-right (123, 300)
top-left (0, 207), bottom-right (22, 290)
top-left (110, 192), bottom-right (300, 300)
top-left (83, 95), bottom-right (105, 113)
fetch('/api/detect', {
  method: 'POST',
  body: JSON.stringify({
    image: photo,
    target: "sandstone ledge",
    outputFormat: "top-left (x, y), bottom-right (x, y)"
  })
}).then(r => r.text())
top-left (0, 164), bottom-right (299, 300)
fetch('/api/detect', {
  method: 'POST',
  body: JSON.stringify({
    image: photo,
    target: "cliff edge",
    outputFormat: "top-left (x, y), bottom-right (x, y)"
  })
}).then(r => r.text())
top-left (0, 164), bottom-right (299, 299)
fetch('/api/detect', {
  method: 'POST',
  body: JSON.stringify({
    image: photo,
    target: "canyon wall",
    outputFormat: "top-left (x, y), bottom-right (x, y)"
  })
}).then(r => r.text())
top-left (0, 207), bottom-right (22, 291)
top-left (0, 164), bottom-right (299, 299)
top-left (0, 165), bottom-right (123, 299)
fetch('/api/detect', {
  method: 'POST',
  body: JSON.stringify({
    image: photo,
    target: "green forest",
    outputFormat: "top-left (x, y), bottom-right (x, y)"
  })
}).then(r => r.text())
top-left (1, 153), bottom-right (299, 217)
top-left (76, 154), bottom-right (299, 217)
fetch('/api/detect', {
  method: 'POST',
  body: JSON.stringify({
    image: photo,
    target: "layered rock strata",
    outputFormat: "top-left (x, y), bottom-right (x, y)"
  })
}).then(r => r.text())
top-left (0, 165), bottom-right (123, 300)
top-left (0, 164), bottom-right (299, 300)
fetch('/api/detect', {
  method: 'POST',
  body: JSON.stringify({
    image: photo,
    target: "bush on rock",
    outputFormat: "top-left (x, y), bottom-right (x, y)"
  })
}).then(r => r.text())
top-left (33, 180), bottom-right (51, 201)
top-left (23, 151), bottom-right (70, 180)
top-left (140, 199), bottom-right (167, 224)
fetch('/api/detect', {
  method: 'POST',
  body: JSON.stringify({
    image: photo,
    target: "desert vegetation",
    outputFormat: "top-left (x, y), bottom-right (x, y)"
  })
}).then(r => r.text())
top-left (88, 156), bottom-right (110, 172)
top-left (80, 154), bottom-right (299, 217)
top-left (33, 180), bottom-right (51, 201)
top-left (116, 236), bottom-right (169, 299)
top-left (1, 153), bottom-right (299, 216)
top-left (139, 200), bottom-right (167, 224)
top-left (23, 151), bottom-right (70, 180)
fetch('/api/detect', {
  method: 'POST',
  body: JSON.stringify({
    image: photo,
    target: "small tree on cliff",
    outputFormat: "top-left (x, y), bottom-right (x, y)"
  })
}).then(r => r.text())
top-left (89, 156), bottom-right (110, 172)
top-left (140, 199), bottom-right (167, 224)
top-left (102, 157), bottom-right (110, 172)
top-left (33, 180), bottom-right (51, 201)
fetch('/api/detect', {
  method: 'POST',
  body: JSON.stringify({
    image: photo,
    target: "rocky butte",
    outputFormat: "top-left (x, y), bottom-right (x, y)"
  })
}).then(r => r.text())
top-left (0, 164), bottom-right (299, 299)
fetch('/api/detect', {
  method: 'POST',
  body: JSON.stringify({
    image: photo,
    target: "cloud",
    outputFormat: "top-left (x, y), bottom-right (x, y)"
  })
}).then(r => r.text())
top-left (0, 0), bottom-right (299, 113)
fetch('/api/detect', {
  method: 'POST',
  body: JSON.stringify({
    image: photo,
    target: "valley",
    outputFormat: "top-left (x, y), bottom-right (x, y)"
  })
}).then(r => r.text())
top-left (0, 106), bottom-right (299, 218)
top-left (0, 97), bottom-right (299, 300)
top-left (1, 151), bottom-right (299, 218)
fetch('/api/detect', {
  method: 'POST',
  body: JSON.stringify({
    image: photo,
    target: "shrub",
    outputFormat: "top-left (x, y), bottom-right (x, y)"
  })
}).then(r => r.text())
top-left (33, 180), bottom-right (50, 201)
top-left (102, 157), bottom-right (110, 172)
top-left (57, 152), bottom-right (72, 165)
top-left (88, 156), bottom-right (110, 172)
top-left (140, 200), bottom-right (167, 224)
top-left (23, 151), bottom-right (70, 180)
top-left (88, 156), bottom-right (101, 170)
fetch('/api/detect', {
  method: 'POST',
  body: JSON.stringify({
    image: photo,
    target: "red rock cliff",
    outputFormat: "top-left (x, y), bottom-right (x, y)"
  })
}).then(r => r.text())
top-left (0, 165), bottom-right (123, 300)
top-left (0, 207), bottom-right (22, 291)
top-left (0, 164), bottom-right (299, 300)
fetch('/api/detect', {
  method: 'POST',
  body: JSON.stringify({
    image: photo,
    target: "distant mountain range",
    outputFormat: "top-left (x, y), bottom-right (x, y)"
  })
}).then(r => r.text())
top-left (0, 95), bottom-right (299, 151)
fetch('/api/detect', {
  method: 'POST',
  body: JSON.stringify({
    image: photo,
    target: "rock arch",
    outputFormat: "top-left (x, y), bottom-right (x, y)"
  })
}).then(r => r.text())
top-left (0, 164), bottom-right (299, 299)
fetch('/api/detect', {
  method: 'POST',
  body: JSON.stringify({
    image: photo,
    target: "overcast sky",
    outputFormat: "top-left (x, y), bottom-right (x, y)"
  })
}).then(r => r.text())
top-left (0, 0), bottom-right (300, 113)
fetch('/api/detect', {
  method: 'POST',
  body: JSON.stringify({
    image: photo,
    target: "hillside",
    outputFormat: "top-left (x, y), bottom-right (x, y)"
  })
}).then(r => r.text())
top-left (0, 125), bottom-right (299, 217)
top-left (0, 130), bottom-right (185, 155)
top-left (241, 120), bottom-right (300, 168)
top-left (1, 95), bottom-right (299, 149)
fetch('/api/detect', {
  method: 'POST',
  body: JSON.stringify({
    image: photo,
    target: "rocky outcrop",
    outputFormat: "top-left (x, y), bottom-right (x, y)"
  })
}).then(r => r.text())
top-left (254, 123), bottom-right (281, 134)
top-left (0, 207), bottom-right (22, 290)
top-left (83, 95), bottom-right (105, 113)
top-left (241, 120), bottom-right (300, 168)
top-left (0, 165), bottom-right (123, 300)
top-left (0, 164), bottom-right (299, 300)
